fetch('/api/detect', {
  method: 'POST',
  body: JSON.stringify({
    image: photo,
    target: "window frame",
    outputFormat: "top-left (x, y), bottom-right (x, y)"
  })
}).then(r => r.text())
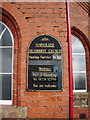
top-left (0, 21), bottom-right (14, 105)
top-left (72, 34), bottom-right (87, 92)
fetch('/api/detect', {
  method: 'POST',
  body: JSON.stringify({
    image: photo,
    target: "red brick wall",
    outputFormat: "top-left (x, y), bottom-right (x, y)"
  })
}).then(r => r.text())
top-left (17, 2), bottom-right (69, 118)
top-left (1, 2), bottom-right (30, 107)
top-left (70, 2), bottom-right (90, 119)
top-left (1, 1), bottom-right (90, 119)
top-left (70, 2), bottom-right (89, 39)
top-left (1, 2), bottom-right (69, 118)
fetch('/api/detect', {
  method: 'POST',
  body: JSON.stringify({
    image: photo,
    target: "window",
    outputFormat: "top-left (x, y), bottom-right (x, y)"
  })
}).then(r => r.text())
top-left (72, 35), bottom-right (87, 92)
top-left (0, 21), bottom-right (14, 105)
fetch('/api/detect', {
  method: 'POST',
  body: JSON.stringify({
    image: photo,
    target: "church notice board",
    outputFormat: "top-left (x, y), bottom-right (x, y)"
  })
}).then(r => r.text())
top-left (27, 35), bottom-right (62, 91)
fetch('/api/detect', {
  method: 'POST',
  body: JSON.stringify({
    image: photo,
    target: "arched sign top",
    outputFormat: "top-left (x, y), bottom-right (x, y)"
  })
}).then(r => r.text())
top-left (27, 35), bottom-right (62, 91)
top-left (29, 35), bottom-right (61, 49)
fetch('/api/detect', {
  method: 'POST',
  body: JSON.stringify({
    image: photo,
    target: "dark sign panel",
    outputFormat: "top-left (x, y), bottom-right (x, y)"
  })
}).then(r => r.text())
top-left (27, 35), bottom-right (62, 91)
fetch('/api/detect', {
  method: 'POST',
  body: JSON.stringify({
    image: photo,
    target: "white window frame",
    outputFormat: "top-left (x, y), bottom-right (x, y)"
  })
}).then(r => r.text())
top-left (72, 35), bottom-right (87, 93)
top-left (0, 21), bottom-right (14, 105)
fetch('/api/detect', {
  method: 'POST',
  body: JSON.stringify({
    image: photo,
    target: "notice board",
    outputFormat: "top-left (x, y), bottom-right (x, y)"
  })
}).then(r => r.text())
top-left (27, 35), bottom-right (62, 91)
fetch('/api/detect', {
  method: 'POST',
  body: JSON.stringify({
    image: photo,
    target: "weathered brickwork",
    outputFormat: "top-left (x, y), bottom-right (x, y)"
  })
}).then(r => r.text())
top-left (70, 2), bottom-right (89, 39)
top-left (1, 105), bottom-right (27, 118)
top-left (0, 1), bottom-right (90, 119)
top-left (1, 2), bottom-right (69, 119)
top-left (70, 2), bottom-right (90, 119)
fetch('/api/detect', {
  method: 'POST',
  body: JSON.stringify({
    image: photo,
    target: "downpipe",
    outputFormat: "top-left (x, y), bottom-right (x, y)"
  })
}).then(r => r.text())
top-left (66, 0), bottom-right (73, 120)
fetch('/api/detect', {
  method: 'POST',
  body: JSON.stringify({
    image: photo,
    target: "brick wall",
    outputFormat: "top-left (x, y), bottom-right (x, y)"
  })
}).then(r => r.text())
top-left (70, 2), bottom-right (90, 119)
top-left (1, 1), bottom-right (90, 119)
top-left (70, 2), bottom-right (89, 39)
top-left (1, 2), bottom-right (69, 118)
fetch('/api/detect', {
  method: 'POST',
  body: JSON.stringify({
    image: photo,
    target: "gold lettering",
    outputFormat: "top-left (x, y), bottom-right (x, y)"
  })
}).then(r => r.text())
top-left (29, 49), bottom-right (46, 53)
top-left (32, 73), bottom-right (42, 77)
top-left (29, 55), bottom-right (39, 59)
top-left (48, 49), bottom-right (61, 54)
top-left (39, 85), bottom-right (44, 87)
top-left (47, 78), bottom-right (57, 81)
top-left (44, 84), bottom-right (57, 88)
top-left (40, 55), bottom-right (51, 59)
top-left (38, 78), bottom-right (46, 81)
top-left (29, 49), bottom-right (61, 54)
top-left (33, 78), bottom-right (37, 81)
top-left (45, 84), bottom-right (51, 88)
top-left (35, 43), bottom-right (54, 47)
top-left (38, 78), bottom-right (42, 81)
top-left (33, 77), bottom-right (56, 81)
top-left (41, 37), bottom-right (49, 41)
top-left (42, 73), bottom-right (57, 77)
top-left (50, 85), bottom-right (57, 88)
top-left (32, 73), bottom-right (38, 77)
top-left (39, 67), bottom-right (52, 72)
top-left (33, 84), bottom-right (38, 87)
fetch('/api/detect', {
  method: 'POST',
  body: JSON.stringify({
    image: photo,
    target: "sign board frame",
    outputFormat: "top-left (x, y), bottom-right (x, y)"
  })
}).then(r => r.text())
top-left (27, 35), bottom-right (62, 91)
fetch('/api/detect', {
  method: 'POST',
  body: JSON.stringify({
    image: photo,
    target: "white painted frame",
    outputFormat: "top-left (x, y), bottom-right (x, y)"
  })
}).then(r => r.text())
top-left (72, 35), bottom-right (87, 93)
top-left (0, 21), bottom-right (14, 105)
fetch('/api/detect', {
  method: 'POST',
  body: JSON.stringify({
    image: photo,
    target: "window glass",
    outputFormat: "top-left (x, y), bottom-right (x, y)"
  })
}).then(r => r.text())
top-left (0, 22), bottom-right (12, 46)
top-left (0, 48), bottom-right (12, 73)
top-left (72, 35), bottom-right (86, 91)
top-left (72, 35), bottom-right (85, 53)
top-left (74, 73), bottom-right (86, 90)
top-left (0, 21), bottom-right (13, 104)
top-left (0, 74), bottom-right (11, 100)
top-left (0, 23), bottom-right (5, 35)
top-left (72, 55), bottom-right (86, 71)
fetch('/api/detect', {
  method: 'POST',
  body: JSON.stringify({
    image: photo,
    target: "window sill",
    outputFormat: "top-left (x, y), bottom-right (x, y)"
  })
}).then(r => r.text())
top-left (0, 100), bottom-right (12, 105)
top-left (73, 90), bottom-right (87, 93)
